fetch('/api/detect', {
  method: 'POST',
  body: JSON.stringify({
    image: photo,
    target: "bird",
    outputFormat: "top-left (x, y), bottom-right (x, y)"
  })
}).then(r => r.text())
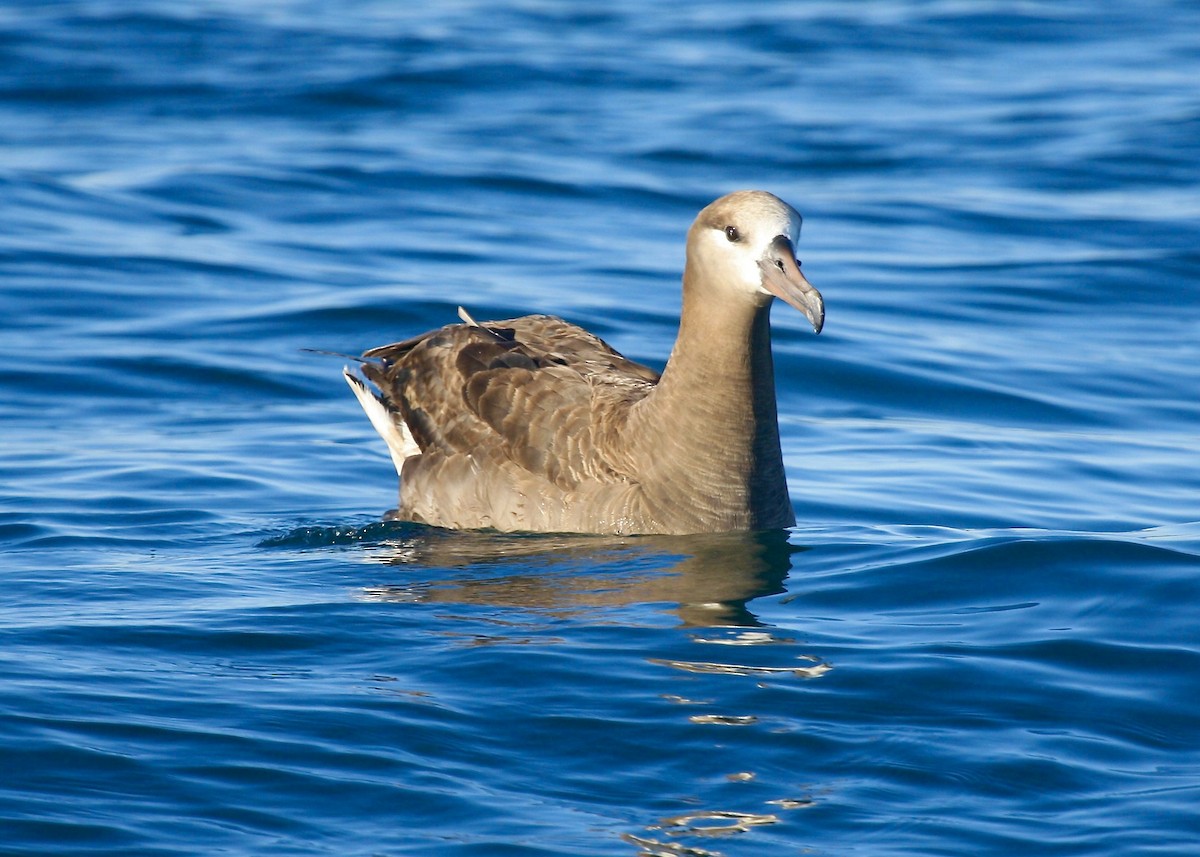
top-left (343, 190), bottom-right (824, 535)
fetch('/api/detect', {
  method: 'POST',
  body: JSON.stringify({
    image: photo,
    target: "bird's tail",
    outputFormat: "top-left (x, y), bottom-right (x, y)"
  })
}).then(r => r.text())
top-left (342, 368), bottom-right (419, 476)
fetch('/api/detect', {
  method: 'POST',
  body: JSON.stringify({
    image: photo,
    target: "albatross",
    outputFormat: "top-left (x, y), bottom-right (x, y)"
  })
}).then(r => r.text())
top-left (343, 190), bottom-right (824, 535)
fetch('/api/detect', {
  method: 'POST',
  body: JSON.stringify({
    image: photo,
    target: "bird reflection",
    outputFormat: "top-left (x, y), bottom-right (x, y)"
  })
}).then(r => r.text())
top-left (356, 526), bottom-right (803, 627)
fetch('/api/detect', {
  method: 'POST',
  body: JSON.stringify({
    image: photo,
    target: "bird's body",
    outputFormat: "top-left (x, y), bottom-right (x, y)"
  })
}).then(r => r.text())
top-left (343, 190), bottom-right (824, 535)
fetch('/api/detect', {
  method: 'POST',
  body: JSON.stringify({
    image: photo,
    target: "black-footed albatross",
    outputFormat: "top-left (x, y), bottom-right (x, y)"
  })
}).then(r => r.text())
top-left (343, 190), bottom-right (824, 535)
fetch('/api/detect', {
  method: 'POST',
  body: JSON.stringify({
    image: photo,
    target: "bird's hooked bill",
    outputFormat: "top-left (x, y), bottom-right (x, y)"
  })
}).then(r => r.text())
top-left (758, 234), bottom-right (824, 334)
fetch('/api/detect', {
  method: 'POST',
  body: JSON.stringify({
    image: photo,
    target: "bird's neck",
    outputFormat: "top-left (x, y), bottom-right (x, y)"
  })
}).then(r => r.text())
top-left (632, 274), bottom-right (794, 530)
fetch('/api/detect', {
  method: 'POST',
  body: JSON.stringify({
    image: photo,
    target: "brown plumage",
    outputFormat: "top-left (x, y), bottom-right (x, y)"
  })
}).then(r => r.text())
top-left (343, 190), bottom-right (824, 535)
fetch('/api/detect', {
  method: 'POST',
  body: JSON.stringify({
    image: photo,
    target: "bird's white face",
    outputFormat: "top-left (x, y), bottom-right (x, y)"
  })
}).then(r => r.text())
top-left (690, 190), bottom-right (824, 333)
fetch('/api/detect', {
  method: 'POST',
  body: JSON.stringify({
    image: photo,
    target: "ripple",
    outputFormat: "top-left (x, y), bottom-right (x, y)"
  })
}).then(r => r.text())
top-left (688, 714), bottom-right (759, 727)
top-left (258, 520), bottom-right (419, 549)
top-left (649, 658), bottom-right (832, 679)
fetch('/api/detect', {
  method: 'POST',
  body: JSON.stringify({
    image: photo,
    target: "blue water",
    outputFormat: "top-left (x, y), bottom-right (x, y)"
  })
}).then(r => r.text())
top-left (3, 1), bottom-right (1199, 854)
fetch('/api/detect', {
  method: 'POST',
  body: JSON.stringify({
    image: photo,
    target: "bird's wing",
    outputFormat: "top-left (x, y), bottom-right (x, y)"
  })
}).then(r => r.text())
top-left (362, 314), bottom-right (659, 489)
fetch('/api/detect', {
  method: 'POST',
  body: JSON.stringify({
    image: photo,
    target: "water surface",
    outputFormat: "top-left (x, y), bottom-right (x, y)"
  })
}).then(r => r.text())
top-left (2, 2), bottom-right (1199, 854)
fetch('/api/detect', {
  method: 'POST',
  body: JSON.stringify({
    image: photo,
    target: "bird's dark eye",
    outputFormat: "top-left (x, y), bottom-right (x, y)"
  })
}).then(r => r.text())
top-left (724, 225), bottom-right (740, 242)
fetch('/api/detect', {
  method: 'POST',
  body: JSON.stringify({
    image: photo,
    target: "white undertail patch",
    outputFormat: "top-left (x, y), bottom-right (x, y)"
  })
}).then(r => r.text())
top-left (343, 367), bottom-right (419, 475)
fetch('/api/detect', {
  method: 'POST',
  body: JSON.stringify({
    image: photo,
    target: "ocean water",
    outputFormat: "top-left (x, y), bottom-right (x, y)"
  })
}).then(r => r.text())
top-left (2, 0), bottom-right (1199, 854)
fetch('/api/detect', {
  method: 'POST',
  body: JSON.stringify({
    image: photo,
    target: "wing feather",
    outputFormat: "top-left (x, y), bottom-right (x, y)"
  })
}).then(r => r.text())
top-left (361, 314), bottom-right (659, 492)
